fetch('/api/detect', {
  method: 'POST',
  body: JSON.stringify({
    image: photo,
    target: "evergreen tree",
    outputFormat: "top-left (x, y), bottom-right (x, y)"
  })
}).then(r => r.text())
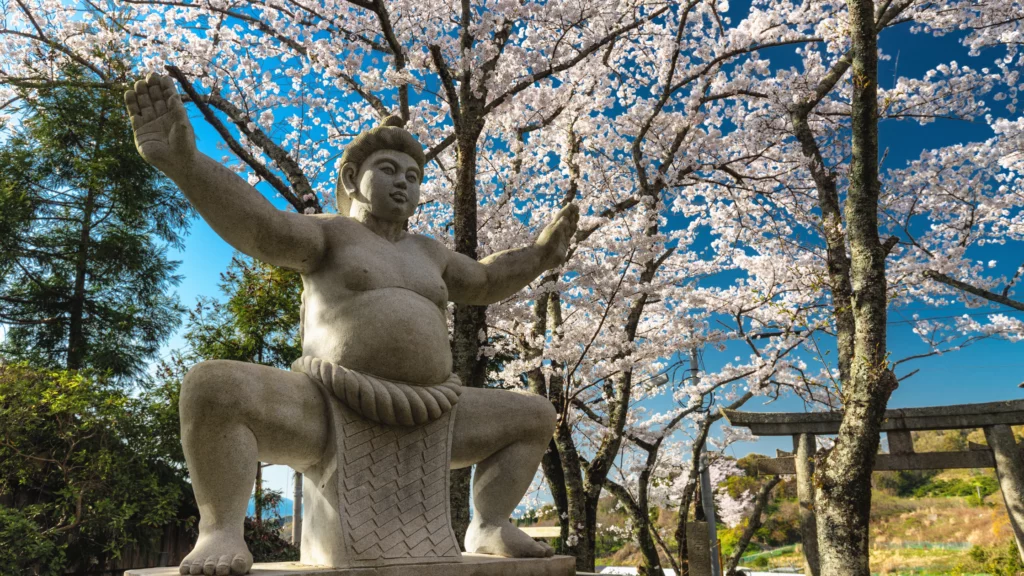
top-left (183, 254), bottom-right (302, 369)
top-left (0, 68), bottom-right (191, 378)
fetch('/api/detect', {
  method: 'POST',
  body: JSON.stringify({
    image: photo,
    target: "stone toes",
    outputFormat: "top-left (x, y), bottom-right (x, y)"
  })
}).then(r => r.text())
top-left (179, 561), bottom-right (190, 575)
top-left (535, 540), bottom-right (555, 558)
top-left (216, 555), bottom-right (232, 576)
top-left (190, 559), bottom-right (204, 575)
top-left (230, 554), bottom-right (249, 575)
top-left (203, 558), bottom-right (218, 576)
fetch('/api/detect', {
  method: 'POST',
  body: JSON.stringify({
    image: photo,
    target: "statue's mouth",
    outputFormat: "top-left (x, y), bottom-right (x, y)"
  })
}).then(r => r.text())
top-left (390, 191), bottom-right (408, 203)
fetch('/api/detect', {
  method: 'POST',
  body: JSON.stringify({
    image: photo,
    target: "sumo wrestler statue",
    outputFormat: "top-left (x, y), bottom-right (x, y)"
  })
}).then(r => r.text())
top-left (125, 74), bottom-right (578, 576)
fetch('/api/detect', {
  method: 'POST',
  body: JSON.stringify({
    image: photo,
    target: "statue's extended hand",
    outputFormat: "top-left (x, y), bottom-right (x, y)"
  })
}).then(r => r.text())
top-left (124, 73), bottom-right (196, 174)
top-left (535, 204), bottom-right (580, 269)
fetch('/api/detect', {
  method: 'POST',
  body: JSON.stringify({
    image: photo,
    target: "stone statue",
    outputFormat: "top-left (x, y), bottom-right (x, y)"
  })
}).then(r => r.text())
top-left (125, 74), bottom-right (578, 576)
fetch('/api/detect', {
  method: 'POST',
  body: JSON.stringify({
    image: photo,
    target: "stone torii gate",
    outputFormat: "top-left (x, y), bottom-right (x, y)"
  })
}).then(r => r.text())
top-left (723, 400), bottom-right (1024, 575)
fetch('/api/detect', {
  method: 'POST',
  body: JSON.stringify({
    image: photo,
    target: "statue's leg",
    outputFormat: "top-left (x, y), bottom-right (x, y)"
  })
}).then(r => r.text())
top-left (451, 387), bottom-right (557, 558)
top-left (178, 360), bottom-right (327, 576)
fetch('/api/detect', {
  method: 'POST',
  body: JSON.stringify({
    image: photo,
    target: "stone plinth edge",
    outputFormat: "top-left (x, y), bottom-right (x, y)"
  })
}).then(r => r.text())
top-left (126, 554), bottom-right (576, 576)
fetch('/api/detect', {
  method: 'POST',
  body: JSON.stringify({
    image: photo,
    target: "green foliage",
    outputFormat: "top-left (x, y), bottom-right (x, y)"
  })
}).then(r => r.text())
top-left (722, 473), bottom-right (761, 499)
top-left (960, 541), bottom-right (1024, 576)
top-left (184, 254), bottom-right (302, 369)
top-left (0, 67), bottom-right (191, 378)
top-left (911, 476), bottom-right (999, 501)
top-left (244, 516), bottom-right (299, 562)
top-left (0, 363), bottom-right (193, 574)
top-left (245, 484), bottom-right (298, 562)
top-left (0, 506), bottom-right (64, 576)
top-left (875, 470), bottom-right (939, 497)
top-left (719, 524), bottom-right (744, 557)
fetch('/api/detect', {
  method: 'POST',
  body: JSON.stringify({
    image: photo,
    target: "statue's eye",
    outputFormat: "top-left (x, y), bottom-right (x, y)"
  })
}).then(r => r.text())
top-left (380, 165), bottom-right (395, 175)
top-left (406, 172), bottom-right (417, 183)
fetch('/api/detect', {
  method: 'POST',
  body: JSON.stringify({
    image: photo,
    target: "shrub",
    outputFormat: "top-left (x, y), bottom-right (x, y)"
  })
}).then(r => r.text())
top-left (911, 476), bottom-right (999, 500)
top-left (0, 506), bottom-right (64, 576)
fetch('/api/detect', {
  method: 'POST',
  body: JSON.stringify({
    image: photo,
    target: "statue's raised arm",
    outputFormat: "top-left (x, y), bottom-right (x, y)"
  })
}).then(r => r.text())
top-left (442, 204), bottom-right (579, 305)
top-left (125, 73), bottom-right (325, 273)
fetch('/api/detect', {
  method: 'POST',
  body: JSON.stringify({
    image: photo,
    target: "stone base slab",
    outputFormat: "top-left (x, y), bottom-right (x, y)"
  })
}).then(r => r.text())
top-left (126, 554), bottom-right (576, 576)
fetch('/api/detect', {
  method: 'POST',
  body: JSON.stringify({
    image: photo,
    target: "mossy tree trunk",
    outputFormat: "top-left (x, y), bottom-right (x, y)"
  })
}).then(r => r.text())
top-left (811, 0), bottom-right (899, 573)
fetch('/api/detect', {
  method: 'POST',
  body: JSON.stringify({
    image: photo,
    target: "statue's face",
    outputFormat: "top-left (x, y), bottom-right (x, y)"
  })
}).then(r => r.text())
top-left (344, 149), bottom-right (422, 222)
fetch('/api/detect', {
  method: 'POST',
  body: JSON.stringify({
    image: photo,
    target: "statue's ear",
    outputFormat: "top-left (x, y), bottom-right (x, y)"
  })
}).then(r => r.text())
top-left (340, 163), bottom-right (359, 195)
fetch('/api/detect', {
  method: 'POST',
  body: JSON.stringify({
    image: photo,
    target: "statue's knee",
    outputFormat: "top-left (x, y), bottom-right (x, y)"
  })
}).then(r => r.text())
top-left (525, 394), bottom-right (557, 441)
top-left (180, 360), bottom-right (243, 421)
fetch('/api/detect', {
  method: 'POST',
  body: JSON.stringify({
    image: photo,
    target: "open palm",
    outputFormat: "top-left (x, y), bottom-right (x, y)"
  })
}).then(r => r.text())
top-left (124, 73), bottom-right (196, 173)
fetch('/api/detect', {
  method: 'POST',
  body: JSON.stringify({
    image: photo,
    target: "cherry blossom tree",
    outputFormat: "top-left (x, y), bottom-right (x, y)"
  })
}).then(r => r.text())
top-left (662, 0), bottom-right (1024, 572)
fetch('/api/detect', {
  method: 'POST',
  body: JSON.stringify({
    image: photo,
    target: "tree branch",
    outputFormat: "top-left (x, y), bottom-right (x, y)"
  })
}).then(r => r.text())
top-left (923, 271), bottom-right (1024, 311)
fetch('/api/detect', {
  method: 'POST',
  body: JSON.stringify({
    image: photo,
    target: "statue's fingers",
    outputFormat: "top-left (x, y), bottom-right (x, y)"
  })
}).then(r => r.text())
top-left (134, 80), bottom-right (156, 122)
top-left (160, 74), bottom-right (176, 95)
top-left (169, 93), bottom-right (191, 127)
top-left (162, 76), bottom-right (182, 116)
top-left (151, 87), bottom-right (168, 116)
top-left (124, 90), bottom-right (142, 117)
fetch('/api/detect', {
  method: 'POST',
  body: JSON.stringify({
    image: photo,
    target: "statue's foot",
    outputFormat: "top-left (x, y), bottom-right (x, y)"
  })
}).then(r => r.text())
top-left (178, 530), bottom-right (253, 575)
top-left (465, 517), bottom-right (555, 558)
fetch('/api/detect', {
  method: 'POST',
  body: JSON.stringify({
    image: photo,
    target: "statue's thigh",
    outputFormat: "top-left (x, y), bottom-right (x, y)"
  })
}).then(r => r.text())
top-left (449, 387), bottom-right (554, 469)
top-left (183, 360), bottom-right (329, 469)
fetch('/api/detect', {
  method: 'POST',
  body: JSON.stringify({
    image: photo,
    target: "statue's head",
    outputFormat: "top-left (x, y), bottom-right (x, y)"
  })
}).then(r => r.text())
top-left (337, 115), bottom-right (426, 222)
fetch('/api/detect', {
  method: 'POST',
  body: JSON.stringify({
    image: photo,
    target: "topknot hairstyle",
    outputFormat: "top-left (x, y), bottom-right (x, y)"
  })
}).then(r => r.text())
top-left (336, 115), bottom-right (426, 215)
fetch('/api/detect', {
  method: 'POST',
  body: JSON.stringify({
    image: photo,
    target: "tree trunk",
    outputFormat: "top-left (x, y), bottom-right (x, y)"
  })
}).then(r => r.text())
top-left (635, 465), bottom-right (664, 576)
top-left (553, 408), bottom-right (593, 570)
top-left (449, 121), bottom-right (487, 547)
top-left (724, 476), bottom-right (782, 575)
top-left (813, 1), bottom-right (898, 573)
top-left (66, 187), bottom-right (94, 370)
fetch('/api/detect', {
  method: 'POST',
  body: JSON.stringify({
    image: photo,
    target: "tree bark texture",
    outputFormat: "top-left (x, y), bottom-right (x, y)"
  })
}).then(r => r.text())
top-left (813, 1), bottom-right (898, 574)
top-left (449, 122), bottom-right (487, 547)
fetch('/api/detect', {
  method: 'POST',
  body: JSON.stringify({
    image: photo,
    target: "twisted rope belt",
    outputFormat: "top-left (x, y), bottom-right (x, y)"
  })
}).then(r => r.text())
top-left (291, 355), bottom-right (462, 427)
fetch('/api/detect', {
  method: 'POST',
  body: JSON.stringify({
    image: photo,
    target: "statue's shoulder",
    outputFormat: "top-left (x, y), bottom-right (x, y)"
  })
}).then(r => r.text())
top-left (404, 232), bottom-right (453, 262)
top-left (405, 231), bottom-right (445, 249)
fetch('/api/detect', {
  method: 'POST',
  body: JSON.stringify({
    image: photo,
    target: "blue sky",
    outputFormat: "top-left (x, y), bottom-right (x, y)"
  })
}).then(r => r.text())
top-left (157, 2), bottom-right (1024, 498)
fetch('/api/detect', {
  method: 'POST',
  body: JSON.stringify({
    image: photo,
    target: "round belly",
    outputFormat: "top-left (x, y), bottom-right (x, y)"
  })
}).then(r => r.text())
top-left (303, 288), bottom-right (452, 385)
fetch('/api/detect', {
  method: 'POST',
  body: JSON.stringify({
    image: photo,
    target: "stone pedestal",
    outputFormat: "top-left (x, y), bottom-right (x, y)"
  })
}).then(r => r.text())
top-left (126, 554), bottom-right (576, 576)
top-left (300, 396), bottom-right (461, 568)
top-left (686, 521), bottom-right (712, 576)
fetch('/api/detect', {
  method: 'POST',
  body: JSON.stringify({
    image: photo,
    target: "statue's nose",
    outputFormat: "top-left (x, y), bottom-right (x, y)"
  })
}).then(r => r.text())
top-left (394, 178), bottom-right (407, 189)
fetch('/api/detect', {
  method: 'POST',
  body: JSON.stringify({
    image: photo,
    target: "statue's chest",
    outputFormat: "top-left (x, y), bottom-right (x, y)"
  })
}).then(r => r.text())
top-left (333, 242), bottom-right (447, 306)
